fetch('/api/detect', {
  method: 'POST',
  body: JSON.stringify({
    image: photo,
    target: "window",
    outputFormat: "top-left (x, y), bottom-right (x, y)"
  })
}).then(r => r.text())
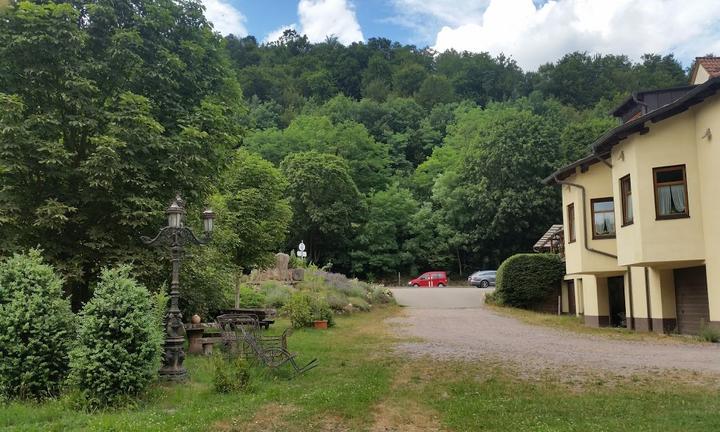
top-left (591, 198), bottom-right (616, 239)
top-left (567, 203), bottom-right (576, 243)
top-left (653, 165), bottom-right (689, 219)
top-left (620, 175), bottom-right (633, 226)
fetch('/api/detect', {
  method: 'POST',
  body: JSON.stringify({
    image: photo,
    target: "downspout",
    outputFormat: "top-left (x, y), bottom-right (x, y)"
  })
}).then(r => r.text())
top-left (553, 175), bottom-right (617, 260)
top-left (626, 266), bottom-right (634, 330)
top-left (644, 267), bottom-right (653, 332)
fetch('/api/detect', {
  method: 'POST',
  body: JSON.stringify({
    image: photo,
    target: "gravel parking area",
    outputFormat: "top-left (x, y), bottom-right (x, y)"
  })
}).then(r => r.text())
top-left (388, 288), bottom-right (720, 375)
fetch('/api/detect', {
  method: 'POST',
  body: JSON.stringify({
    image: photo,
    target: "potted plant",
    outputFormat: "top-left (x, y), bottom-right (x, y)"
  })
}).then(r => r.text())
top-left (313, 319), bottom-right (328, 329)
top-left (312, 296), bottom-right (333, 330)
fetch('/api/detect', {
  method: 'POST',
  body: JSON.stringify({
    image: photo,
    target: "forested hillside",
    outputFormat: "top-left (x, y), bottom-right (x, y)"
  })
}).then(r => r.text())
top-left (228, 30), bottom-right (686, 278)
top-left (0, 1), bottom-right (687, 307)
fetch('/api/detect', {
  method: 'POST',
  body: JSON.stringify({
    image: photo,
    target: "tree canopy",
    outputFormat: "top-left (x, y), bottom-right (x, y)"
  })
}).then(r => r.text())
top-left (0, 0), bottom-right (691, 293)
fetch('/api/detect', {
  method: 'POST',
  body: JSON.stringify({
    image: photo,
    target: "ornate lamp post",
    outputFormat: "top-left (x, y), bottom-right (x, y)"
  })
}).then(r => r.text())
top-left (142, 195), bottom-right (214, 381)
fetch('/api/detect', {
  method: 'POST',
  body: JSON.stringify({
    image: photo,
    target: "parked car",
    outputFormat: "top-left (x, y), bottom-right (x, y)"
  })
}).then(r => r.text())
top-left (408, 271), bottom-right (448, 287)
top-left (468, 270), bottom-right (496, 288)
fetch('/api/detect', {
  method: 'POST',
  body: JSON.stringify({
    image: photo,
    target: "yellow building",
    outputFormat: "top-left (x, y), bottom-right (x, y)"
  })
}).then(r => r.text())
top-left (544, 57), bottom-right (720, 335)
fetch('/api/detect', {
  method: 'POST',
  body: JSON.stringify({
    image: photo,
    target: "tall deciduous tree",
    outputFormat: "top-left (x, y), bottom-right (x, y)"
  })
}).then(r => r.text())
top-left (0, 0), bottom-right (243, 305)
top-left (351, 184), bottom-right (418, 279)
top-left (433, 105), bottom-right (562, 267)
top-left (245, 115), bottom-right (390, 193)
top-left (181, 150), bottom-right (292, 317)
top-left (281, 152), bottom-right (361, 271)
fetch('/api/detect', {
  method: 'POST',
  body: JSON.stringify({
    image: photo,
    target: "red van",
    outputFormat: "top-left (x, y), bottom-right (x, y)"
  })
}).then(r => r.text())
top-left (408, 271), bottom-right (448, 287)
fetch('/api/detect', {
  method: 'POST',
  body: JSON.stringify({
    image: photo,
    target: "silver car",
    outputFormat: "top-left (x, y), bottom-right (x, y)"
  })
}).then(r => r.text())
top-left (468, 270), bottom-right (496, 288)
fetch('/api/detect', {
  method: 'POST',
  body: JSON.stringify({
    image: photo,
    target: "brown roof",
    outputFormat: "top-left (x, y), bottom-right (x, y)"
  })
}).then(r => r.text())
top-left (544, 76), bottom-right (720, 185)
top-left (696, 57), bottom-right (720, 77)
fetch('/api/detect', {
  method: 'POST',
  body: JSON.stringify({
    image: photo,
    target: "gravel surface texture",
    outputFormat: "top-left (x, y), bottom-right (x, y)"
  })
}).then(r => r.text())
top-left (388, 288), bottom-right (720, 375)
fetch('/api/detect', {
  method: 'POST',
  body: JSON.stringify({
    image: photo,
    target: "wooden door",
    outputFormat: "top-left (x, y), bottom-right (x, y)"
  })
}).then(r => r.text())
top-left (674, 266), bottom-right (709, 335)
top-left (567, 280), bottom-right (576, 315)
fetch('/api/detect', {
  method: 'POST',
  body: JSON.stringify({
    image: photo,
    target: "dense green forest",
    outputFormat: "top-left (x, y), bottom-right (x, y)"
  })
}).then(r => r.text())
top-left (0, 1), bottom-right (688, 308)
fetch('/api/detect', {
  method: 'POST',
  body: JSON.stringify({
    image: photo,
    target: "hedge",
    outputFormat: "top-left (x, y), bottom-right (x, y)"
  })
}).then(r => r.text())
top-left (0, 250), bottom-right (74, 399)
top-left (495, 253), bottom-right (565, 308)
top-left (68, 266), bottom-right (164, 408)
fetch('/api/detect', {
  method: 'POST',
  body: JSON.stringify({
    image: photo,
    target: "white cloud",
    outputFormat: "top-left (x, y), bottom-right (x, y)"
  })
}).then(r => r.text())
top-left (396, 0), bottom-right (720, 70)
top-left (264, 24), bottom-right (298, 44)
top-left (392, 0), bottom-right (489, 27)
top-left (202, 0), bottom-right (247, 36)
top-left (297, 0), bottom-right (364, 44)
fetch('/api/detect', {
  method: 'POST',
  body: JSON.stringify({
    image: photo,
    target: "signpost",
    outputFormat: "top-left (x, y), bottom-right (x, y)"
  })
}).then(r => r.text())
top-left (298, 241), bottom-right (307, 261)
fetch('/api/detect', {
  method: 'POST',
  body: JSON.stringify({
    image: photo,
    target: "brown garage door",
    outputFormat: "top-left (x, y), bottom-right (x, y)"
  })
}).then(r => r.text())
top-left (674, 266), bottom-right (709, 335)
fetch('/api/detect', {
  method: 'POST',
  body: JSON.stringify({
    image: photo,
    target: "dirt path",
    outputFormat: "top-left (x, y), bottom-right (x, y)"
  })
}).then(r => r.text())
top-left (388, 289), bottom-right (720, 375)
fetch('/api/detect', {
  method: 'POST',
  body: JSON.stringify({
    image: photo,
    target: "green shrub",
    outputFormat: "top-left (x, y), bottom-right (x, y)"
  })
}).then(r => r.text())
top-left (312, 295), bottom-right (334, 326)
top-left (0, 250), bottom-right (74, 400)
top-left (495, 253), bottom-right (565, 308)
top-left (282, 292), bottom-right (314, 328)
top-left (68, 266), bottom-right (164, 408)
top-left (212, 354), bottom-right (251, 393)
top-left (237, 284), bottom-right (266, 308)
top-left (369, 285), bottom-right (394, 304)
top-left (484, 291), bottom-right (499, 305)
top-left (699, 323), bottom-right (720, 343)
top-left (260, 281), bottom-right (292, 308)
top-left (282, 292), bottom-right (336, 327)
top-left (348, 296), bottom-right (371, 311)
top-left (326, 291), bottom-right (350, 311)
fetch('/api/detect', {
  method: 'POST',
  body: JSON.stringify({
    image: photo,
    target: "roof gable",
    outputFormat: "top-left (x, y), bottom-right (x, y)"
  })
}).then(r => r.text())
top-left (690, 57), bottom-right (720, 84)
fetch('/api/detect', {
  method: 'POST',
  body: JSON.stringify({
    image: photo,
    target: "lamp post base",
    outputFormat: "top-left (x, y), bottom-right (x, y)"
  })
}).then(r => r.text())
top-left (159, 336), bottom-right (188, 381)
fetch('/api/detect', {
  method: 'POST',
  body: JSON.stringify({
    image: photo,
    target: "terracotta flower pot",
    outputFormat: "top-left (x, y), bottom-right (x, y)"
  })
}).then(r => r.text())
top-left (313, 320), bottom-right (328, 329)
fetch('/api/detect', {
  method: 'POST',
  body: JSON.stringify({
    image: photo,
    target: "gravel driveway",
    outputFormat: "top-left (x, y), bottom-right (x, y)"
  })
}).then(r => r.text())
top-left (388, 288), bottom-right (720, 375)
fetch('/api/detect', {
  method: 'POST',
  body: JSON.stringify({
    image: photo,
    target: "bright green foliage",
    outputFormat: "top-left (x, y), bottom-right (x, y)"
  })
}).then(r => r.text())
top-left (179, 150), bottom-right (291, 317)
top-left (351, 184), bottom-right (419, 278)
top-left (237, 285), bottom-right (266, 308)
top-left (246, 115), bottom-right (390, 193)
top-left (211, 354), bottom-right (251, 394)
top-left (281, 152), bottom-right (362, 269)
top-left (68, 266), bottom-right (164, 408)
top-left (215, 150), bottom-right (292, 270)
top-left (432, 105), bottom-right (562, 266)
top-left (311, 296), bottom-right (334, 326)
top-left (559, 116), bottom-right (618, 163)
top-left (283, 291), bottom-right (335, 327)
top-left (0, 0), bottom-right (243, 306)
top-left (180, 242), bottom-right (235, 319)
top-left (0, 250), bottom-right (74, 399)
top-left (495, 254), bottom-right (565, 308)
top-left (283, 292), bottom-right (314, 329)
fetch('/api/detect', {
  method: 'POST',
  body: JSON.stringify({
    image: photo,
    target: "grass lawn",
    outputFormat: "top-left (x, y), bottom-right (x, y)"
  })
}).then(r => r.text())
top-left (487, 303), bottom-right (706, 344)
top-left (1, 307), bottom-right (719, 431)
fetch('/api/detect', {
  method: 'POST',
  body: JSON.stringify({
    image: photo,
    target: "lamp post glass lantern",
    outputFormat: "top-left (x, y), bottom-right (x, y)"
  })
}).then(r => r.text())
top-left (141, 194), bottom-right (214, 381)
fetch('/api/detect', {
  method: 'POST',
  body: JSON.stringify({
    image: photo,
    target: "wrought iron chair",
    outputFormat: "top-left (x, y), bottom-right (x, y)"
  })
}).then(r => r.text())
top-left (215, 314), bottom-right (318, 377)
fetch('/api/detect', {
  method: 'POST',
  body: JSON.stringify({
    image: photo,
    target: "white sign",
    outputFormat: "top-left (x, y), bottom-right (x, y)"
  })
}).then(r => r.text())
top-left (298, 241), bottom-right (306, 252)
top-left (298, 251), bottom-right (307, 258)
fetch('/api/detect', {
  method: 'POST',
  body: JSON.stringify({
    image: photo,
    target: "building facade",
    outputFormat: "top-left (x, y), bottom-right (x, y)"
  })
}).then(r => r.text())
top-left (544, 58), bottom-right (720, 334)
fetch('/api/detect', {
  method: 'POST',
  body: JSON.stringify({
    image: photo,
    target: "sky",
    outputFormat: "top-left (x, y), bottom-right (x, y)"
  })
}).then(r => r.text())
top-left (202, 0), bottom-right (720, 71)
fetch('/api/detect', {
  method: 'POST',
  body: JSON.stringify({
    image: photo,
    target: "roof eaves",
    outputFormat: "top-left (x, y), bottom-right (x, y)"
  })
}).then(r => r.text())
top-left (592, 76), bottom-right (720, 154)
